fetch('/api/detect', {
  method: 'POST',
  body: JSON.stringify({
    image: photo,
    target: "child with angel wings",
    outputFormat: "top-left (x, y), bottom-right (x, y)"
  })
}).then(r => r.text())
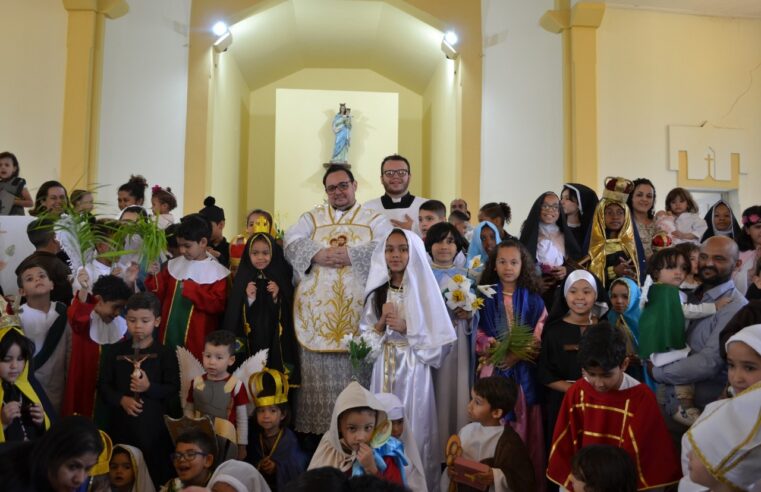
top-left (177, 330), bottom-right (267, 460)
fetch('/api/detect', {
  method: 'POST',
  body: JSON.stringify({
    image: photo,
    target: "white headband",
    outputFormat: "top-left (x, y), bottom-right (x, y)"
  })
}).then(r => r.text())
top-left (564, 270), bottom-right (598, 297)
top-left (725, 324), bottom-right (761, 356)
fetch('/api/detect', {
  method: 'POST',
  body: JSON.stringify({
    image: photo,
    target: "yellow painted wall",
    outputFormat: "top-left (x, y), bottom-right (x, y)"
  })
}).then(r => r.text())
top-left (597, 8), bottom-right (761, 211)
top-left (0, 0), bottom-right (67, 194)
top-left (422, 58), bottom-right (458, 204)
top-left (210, 53), bottom-right (251, 232)
top-left (247, 68), bottom-right (422, 230)
top-left (274, 89), bottom-right (399, 225)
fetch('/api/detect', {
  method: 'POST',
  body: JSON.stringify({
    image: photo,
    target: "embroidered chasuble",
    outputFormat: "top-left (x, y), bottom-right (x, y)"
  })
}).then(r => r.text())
top-left (285, 202), bottom-right (390, 433)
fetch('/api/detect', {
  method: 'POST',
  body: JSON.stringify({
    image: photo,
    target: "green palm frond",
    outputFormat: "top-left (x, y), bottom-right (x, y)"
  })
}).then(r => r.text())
top-left (34, 203), bottom-right (125, 267)
top-left (487, 297), bottom-right (540, 365)
top-left (114, 214), bottom-right (168, 269)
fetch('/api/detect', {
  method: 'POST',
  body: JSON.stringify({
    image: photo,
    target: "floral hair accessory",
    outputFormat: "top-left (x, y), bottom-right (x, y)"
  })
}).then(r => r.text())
top-left (742, 214), bottom-right (761, 227)
top-left (152, 185), bottom-right (176, 198)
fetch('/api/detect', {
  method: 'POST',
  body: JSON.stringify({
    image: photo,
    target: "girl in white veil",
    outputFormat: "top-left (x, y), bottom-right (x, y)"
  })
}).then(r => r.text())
top-left (360, 228), bottom-right (456, 491)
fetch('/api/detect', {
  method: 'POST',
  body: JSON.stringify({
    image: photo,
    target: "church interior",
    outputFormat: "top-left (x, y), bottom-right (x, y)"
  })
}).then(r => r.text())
top-left (2, 0), bottom-right (760, 243)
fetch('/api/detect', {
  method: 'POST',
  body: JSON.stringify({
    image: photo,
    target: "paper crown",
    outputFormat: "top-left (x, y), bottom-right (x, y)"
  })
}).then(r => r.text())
top-left (602, 176), bottom-right (634, 203)
top-left (651, 231), bottom-right (673, 249)
top-left (249, 368), bottom-right (289, 407)
top-left (90, 430), bottom-right (114, 476)
top-left (251, 215), bottom-right (272, 234)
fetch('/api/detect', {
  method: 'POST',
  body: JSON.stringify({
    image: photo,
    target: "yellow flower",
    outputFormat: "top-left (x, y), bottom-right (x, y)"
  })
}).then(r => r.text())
top-left (452, 274), bottom-right (465, 284)
top-left (451, 290), bottom-right (466, 303)
top-left (471, 297), bottom-right (485, 310)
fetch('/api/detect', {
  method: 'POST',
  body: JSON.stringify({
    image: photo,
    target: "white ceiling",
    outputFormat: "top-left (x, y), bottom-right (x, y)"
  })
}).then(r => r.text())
top-left (227, 0), bottom-right (444, 92)
top-left (601, 0), bottom-right (761, 18)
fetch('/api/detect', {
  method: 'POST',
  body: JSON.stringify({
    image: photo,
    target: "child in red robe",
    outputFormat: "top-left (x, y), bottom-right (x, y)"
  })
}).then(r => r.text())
top-left (146, 213), bottom-right (229, 359)
top-left (547, 322), bottom-right (681, 491)
top-left (62, 273), bottom-right (133, 421)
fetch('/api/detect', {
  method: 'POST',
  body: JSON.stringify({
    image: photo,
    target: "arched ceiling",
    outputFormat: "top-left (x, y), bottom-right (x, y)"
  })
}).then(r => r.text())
top-left (227, 0), bottom-right (445, 93)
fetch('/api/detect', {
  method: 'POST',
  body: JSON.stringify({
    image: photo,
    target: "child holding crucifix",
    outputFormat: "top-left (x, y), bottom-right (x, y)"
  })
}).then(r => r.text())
top-left (98, 292), bottom-right (180, 486)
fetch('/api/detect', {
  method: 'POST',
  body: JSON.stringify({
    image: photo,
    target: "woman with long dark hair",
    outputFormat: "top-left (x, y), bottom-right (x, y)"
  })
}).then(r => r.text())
top-left (0, 415), bottom-right (104, 491)
top-left (626, 178), bottom-right (657, 259)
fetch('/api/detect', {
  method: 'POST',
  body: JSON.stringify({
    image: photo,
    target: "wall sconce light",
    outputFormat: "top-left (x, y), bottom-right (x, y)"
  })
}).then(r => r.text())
top-left (212, 21), bottom-right (233, 53)
top-left (441, 30), bottom-right (459, 59)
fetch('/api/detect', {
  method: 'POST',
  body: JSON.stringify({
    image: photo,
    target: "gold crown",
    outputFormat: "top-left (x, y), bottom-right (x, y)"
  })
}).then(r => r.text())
top-left (249, 368), bottom-right (289, 407)
top-left (602, 176), bottom-right (634, 203)
top-left (251, 216), bottom-right (272, 234)
top-left (0, 296), bottom-right (21, 330)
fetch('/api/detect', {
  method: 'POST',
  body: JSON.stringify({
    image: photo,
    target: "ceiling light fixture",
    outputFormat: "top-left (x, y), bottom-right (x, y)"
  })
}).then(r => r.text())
top-left (212, 21), bottom-right (228, 37)
top-left (441, 31), bottom-right (459, 60)
top-left (212, 21), bottom-right (233, 53)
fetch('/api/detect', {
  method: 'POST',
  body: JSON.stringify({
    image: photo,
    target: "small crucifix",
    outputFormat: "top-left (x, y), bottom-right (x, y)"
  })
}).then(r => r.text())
top-left (117, 342), bottom-right (157, 401)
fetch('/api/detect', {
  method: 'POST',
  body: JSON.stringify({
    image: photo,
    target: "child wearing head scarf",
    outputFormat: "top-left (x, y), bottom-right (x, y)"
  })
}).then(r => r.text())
top-left (223, 232), bottom-right (299, 386)
top-left (538, 270), bottom-right (607, 451)
top-left (583, 177), bottom-right (645, 288)
top-left (678, 324), bottom-right (761, 491)
top-left (108, 444), bottom-right (156, 492)
top-left (467, 222), bottom-right (501, 281)
top-left (360, 229), bottom-right (456, 490)
top-left (375, 392), bottom-right (426, 492)
top-left (309, 382), bottom-right (408, 487)
top-left (701, 199), bottom-right (742, 242)
top-left (207, 460), bottom-right (271, 492)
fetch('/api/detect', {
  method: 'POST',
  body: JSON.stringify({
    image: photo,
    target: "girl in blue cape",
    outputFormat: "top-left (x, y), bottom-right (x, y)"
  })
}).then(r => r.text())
top-left (607, 277), bottom-right (645, 383)
top-left (476, 239), bottom-right (547, 488)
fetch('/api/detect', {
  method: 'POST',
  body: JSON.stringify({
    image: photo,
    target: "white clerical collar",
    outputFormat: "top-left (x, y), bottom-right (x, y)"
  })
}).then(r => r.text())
top-left (167, 254), bottom-right (230, 284)
top-left (90, 313), bottom-right (127, 344)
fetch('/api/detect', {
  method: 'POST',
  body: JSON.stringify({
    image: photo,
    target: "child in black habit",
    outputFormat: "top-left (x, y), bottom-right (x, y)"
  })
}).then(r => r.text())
top-left (223, 232), bottom-right (300, 386)
top-left (98, 292), bottom-right (180, 486)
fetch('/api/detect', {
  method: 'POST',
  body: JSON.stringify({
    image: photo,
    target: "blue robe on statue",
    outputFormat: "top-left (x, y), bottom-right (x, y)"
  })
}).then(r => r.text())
top-left (331, 113), bottom-right (351, 162)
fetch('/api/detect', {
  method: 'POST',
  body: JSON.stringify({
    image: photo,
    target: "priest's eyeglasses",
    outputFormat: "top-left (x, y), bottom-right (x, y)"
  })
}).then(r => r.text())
top-left (382, 169), bottom-right (409, 178)
top-left (170, 451), bottom-right (209, 462)
top-left (326, 181), bottom-right (351, 194)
